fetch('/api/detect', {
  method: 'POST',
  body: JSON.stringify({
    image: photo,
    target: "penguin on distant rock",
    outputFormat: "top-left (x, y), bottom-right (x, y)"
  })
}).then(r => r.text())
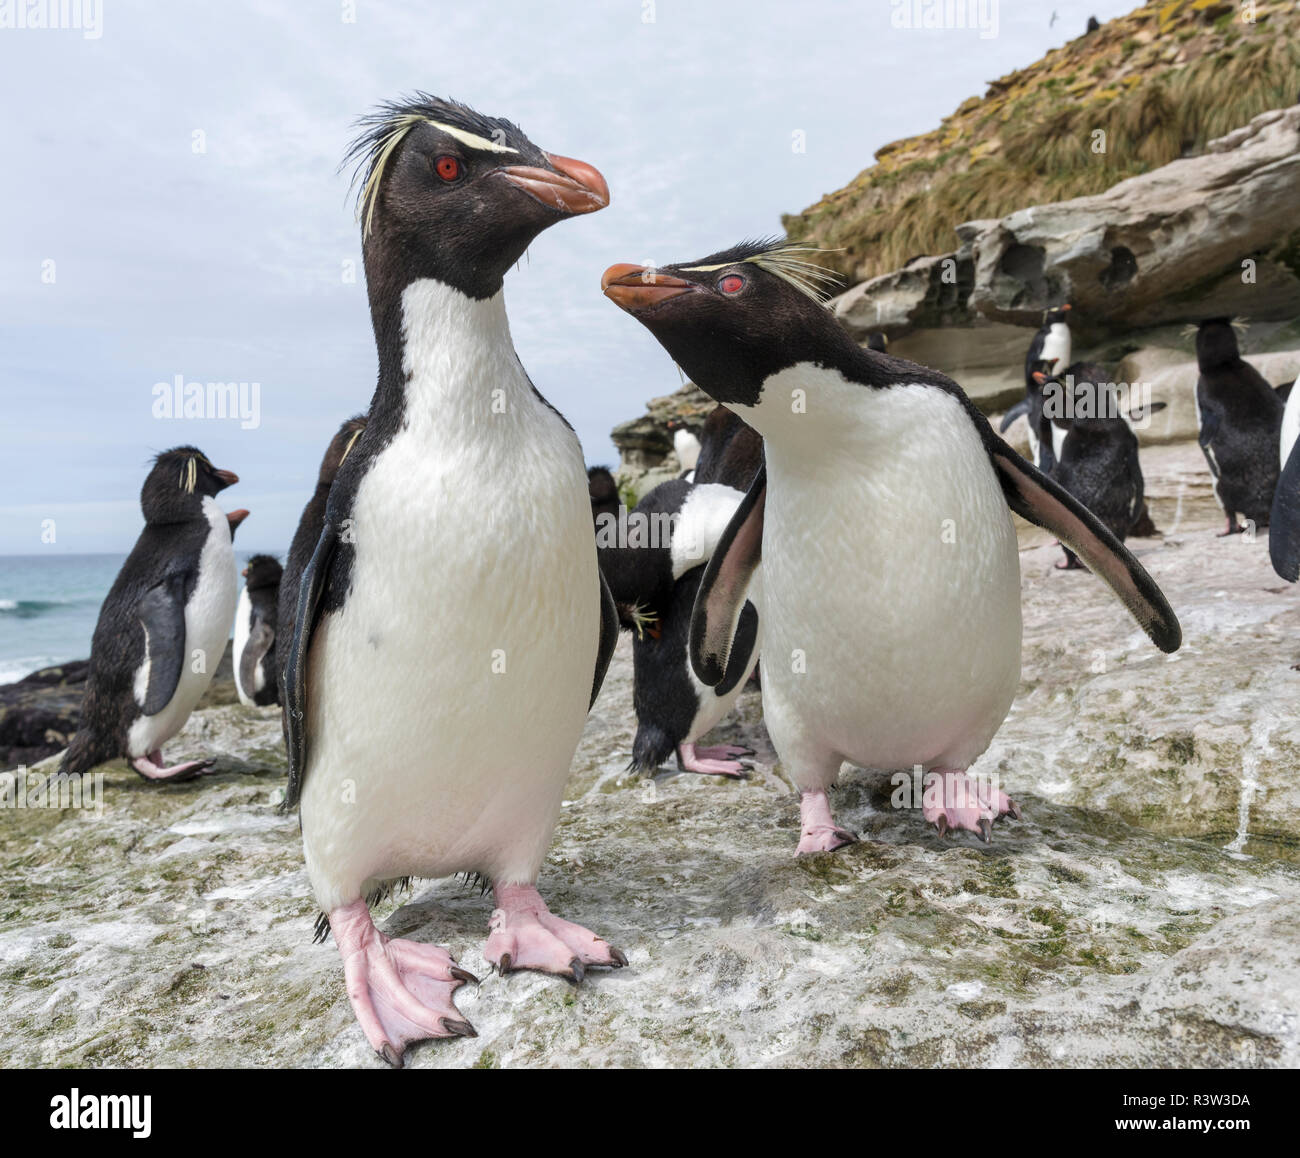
top-left (61, 447), bottom-right (243, 782)
top-left (603, 239), bottom-right (1180, 852)
top-left (1194, 318), bottom-right (1283, 535)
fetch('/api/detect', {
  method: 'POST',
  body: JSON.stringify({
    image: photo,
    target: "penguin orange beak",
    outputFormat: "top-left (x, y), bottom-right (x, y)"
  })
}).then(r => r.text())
top-left (241, 566), bottom-right (249, 578)
top-left (227, 509), bottom-right (250, 531)
top-left (601, 264), bottom-right (695, 311)
top-left (214, 469), bottom-right (239, 489)
top-left (499, 153), bottom-right (609, 215)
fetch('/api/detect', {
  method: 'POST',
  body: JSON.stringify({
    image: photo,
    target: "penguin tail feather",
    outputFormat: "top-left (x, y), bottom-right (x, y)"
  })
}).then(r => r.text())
top-left (629, 723), bottom-right (676, 776)
top-left (58, 727), bottom-right (116, 778)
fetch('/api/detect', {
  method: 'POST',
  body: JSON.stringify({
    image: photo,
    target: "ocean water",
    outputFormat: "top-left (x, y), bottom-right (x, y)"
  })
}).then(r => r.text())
top-left (0, 552), bottom-right (260, 686)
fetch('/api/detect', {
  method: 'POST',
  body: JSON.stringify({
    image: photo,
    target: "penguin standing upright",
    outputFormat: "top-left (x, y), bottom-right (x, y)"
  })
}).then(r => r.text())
top-left (1002, 306), bottom-right (1072, 465)
top-left (1035, 370), bottom-right (1146, 571)
top-left (587, 465), bottom-right (620, 528)
top-left (61, 447), bottom-right (245, 781)
top-left (234, 554), bottom-right (282, 707)
top-left (282, 96), bottom-right (621, 1065)
top-left (276, 415), bottom-right (366, 666)
top-left (667, 417), bottom-right (702, 475)
top-left (1194, 318), bottom-right (1284, 535)
top-left (1269, 376), bottom-right (1300, 581)
top-left (603, 240), bottom-right (1179, 852)
top-left (599, 474), bottom-right (761, 778)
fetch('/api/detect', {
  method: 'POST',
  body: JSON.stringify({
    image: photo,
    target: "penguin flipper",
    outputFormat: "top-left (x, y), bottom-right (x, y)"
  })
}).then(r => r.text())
top-left (990, 446), bottom-right (1181, 653)
top-left (238, 619), bottom-right (275, 702)
top-left (714, 599), bottom-right (759, 696)
top-left (137, 571), bottom-right (191, 715)
top-left (998, 398), bottom-right (1029, 433)
top-left (1269, 441), bottom-right (1300, 582)
top-left (283, 520), bottom-right (336, 809)
top-left (590, 569), bottom-right (618, 709)
top-left (690, 465), bottom-right (765, 686)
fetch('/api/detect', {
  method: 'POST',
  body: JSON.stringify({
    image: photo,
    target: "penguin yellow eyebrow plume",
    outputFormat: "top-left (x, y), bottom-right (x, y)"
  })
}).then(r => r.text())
top-left (680, 239), bottom-right (844, 302)
top-left (180, 456), bottom-right (198, 494)
top-left (339, 426), bottom-right (364, 466)
top-left (346, 97), bottom-right (522, 239)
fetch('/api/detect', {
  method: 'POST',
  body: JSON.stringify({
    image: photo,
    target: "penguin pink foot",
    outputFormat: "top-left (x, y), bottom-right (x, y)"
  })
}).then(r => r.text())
top-left (796, 789), bottom-right (858, 854)
top-left (1217, 515), bottom-right (1243, 537)
top-left (330, 899), bottom-right (477, 1068)
top-left (130, 750), bottom-right (216, 782)
top-left (923, 768), bottom-right (1021, 843)
top-left (676, 741), bottom-right (753, 778)
top-left (484, 883), bottom-right (627, 982)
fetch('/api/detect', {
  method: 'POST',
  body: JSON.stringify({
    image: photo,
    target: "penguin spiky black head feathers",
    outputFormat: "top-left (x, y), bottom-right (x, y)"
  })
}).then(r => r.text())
top-left (1195, 317), bottom-right (1249, 370)
top-left (343, 93), bottom-right (608, 301)
top-left (241, 554), bottom-right (283, 591)
top-left (1042, 304), bottom-right (1072, 326)
top-left (141, 447), bottom-right (237, 525)
top-left (602, 239), bottom-right (847, 407)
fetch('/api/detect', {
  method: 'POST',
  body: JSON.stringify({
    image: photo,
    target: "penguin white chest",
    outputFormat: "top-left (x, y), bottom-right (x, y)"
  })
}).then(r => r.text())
top-left (232, 586), bottom-right (262, 705)
top-left (300, 281), bottom-right (599, 909)
top-left (740, 372), bottom-right (1022, 774)
top-left (128, 498), bottom-right (237, 756)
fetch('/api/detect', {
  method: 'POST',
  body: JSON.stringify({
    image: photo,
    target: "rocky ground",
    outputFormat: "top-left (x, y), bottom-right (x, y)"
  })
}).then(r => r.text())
top-left (1, 441), bottom-right (1297, 1069)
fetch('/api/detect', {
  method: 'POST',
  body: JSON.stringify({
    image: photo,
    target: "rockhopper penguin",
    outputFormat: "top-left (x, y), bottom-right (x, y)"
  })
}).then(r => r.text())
top-left (234, 554), bottom-right (282, 707)
top-left (61, 447), bottom-right (244, 781)
top-left (602, 240), bottom-right (1180, 852)
top-left (599, 476), bottom-right (761, 778)
top-left (1001, 304), bottom-right (1072, 465)
top-left (282, 96), bottom-right (621, 1065)
top-left (1194, 318), bottom-right (1284, 535)
top-left (1269, 376), bottom-right (1300, 581)
top-left (1034, 370), bottom-right (1146, 571)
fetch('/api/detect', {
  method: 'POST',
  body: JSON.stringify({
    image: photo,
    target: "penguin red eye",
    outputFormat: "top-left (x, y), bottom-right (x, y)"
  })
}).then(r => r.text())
top-left (434, 155), bottom-right (462, 182)
top-left (718, 274), bottom-right (745, 295)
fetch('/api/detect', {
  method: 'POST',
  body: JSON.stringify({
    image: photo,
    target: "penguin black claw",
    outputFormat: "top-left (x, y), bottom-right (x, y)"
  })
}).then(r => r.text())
top-left (379, 1043), bottom-right (403, 1069)
top-left (977, 818), bottom-right (993, 844)
top-left (450, 966), bottom-right (480, 986)
top-left (441, 1018), bottom-right (477, 1038)
top-left (935, 815), bottom-right (949, 839)
top-left (609, 947), bottom-right (629, 968)
top-left (569, 958), bottom-right (586, 985)
top-left (497, 952), bottom-right (513, 976)
top-left (1007, 799), bottom-right (1023, 821)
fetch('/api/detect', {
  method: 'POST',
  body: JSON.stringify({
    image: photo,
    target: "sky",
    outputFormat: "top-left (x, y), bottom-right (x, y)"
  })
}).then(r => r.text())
top-left (0, 0), bottom-right (1138, 555)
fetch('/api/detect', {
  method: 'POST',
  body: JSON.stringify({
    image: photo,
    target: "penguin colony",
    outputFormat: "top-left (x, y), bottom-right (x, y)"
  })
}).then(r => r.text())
top-left (58, 95), bottom-right (1300, 1066)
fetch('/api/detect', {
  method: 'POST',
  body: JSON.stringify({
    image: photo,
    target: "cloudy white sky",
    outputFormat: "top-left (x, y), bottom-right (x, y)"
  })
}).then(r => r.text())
top-left (0, 0), bottom-right (1135, 555)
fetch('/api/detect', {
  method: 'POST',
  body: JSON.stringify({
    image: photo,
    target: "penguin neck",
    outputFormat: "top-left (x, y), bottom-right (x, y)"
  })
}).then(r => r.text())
top-left (371, 277), bottom-right (522, 430)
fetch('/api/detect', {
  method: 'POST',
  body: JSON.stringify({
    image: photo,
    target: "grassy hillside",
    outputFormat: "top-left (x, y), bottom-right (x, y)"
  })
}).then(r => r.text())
top-left (783, 1), bottom-right (1300, 284)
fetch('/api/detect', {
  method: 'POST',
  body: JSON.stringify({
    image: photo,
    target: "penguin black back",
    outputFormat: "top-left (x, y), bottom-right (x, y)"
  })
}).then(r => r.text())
top-left (277, 415), bottom-right (367, 668)
top-left (1195, 319), bottom-right (1283, 532)
top-left (62, 447), bottom-right (239, 777)
top-left (588, 465), bottom-right (620, 528)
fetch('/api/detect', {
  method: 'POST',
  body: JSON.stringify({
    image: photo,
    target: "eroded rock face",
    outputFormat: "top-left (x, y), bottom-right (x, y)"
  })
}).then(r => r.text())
top-left (967, 106), bottom-right (1300, 332)
top-left (1, 443), bottom-right (1296, 1068)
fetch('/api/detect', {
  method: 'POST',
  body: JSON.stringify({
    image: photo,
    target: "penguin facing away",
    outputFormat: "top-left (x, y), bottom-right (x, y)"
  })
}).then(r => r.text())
top-left (600, 476), bottom-right (761, 779)
top-left (61, 447), bottom-right (244, 782)
top-left (587, 465), bottom-right (620, 528)
top-left (1034, 370), bottom-right (1146, 572)
top-left (693, 403), bottom-right (763, 490)
top-left (1269, 377), bottom-right (1300, 582)
top-left (276, 414), bottom-right (367, 679)
top-left (1194, 319), bottom-right (1284, 535)
top-left (282, 96), bottom-right (620, 1065)
top-left (602, 240), bottom-right (1180, 853)
top-left (234, 554), bottom-right (283, 707)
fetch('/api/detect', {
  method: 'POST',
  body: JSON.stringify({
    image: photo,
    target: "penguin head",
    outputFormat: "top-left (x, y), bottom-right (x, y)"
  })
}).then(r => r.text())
top-left (602, 239), bottom-right (845, 408)
top-left (867, 332), bottom-right (889, 353)
top-left (241, 554), bottom-right (283, 590)
top-left (1195, 318), bottom-right (1244, 369)
top-left (318, 414), bottom-right (368, 488)
top-left (142, 447), bottom-right (237, 524)
top-left (346, 95), bottom-right (608, 301)
top-left (1043, 304), bottom-right (1072, 327)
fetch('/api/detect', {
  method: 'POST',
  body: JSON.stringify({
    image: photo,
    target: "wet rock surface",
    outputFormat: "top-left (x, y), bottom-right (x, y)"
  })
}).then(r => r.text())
top-left (1, 443), bottom-right (1296, 1068)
